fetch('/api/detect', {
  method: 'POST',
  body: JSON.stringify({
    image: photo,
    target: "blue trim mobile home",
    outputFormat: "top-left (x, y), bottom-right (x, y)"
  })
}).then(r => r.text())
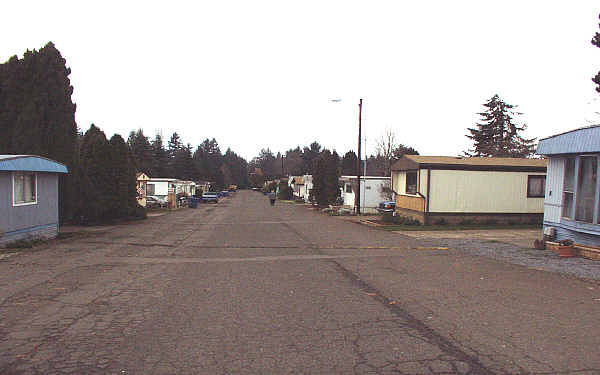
top-left (0, 155), bottom-right (68, 246)
top-left (536, 125), bottom-right (600, 246)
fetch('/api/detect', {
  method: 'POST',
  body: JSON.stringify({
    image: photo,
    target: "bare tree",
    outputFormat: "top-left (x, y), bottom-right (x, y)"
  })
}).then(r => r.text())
top-left (375, 128), bottom-right (397, 176)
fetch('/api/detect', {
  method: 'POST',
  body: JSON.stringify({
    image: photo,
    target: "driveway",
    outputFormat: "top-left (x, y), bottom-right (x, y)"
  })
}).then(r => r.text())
top-left (0, 191), bottom-right (599, 374)
top-left (393, 228), bottom-right (540, 249)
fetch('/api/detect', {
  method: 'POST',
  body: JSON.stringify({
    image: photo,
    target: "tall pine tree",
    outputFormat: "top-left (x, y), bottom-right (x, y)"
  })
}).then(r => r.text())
top-left (109, 134), bottom-right (137, 218)
top-left (592, 13), bottom-right (600, 93)
top-left (151, 133), bottom-right (168, 177)
top-left (312, 149), bottom-right (340, 206)
top-left (0, 42), bottom-right (78, 221)
top-left (465, 94), bottom-right (536, 158)
top-left (127, 129), bottom-right (153, 175)
top-left (76, 125), bottom-right (112, 223)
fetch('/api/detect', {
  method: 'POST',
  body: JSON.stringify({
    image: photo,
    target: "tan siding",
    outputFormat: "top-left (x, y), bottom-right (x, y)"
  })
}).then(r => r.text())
top-left (544, 157), bottom-right (564, 223)
top-left (396, 194), bottom-right (425, 212)
top-left (428, 170), bottom-right (545, 213)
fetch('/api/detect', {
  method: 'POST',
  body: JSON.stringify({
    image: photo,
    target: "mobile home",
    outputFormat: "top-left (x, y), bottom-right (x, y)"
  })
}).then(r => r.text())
top-left (537, 125), bottom-right (600, 247)
top-left (0, 155), bottom-right (68, 246)
top-left (391, 155), bottom-right (547, 225)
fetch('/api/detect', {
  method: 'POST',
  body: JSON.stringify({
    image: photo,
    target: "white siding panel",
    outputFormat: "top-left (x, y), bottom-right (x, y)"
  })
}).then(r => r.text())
top-left (419, 169), bottom-right (428, 196)
top-left (544, 157), bottom-right (564, 224)
top-left (392, 171), bottom-right (406, 194)
top-left (428, 170), bottom-right (545, 213)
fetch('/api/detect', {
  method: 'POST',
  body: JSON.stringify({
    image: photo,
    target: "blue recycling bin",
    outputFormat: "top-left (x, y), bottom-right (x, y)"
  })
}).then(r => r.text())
top-left (189, 197), bottom-right (199, 208)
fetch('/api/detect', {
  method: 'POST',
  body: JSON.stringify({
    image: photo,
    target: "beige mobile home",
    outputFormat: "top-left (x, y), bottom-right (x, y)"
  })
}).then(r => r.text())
top-left (390, 155), bottom-right (547, 225)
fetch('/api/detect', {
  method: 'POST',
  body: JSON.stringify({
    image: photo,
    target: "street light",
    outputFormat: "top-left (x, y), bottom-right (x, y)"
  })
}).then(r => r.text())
top-left (330, 98), bottom-right (363, 215)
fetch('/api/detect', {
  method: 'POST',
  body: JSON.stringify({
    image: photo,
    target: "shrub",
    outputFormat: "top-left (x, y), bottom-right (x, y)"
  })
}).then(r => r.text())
top-left (382, 212), bottom-right (395, 223)
top-left (132, 204), bottom-right (147, 220)
top-left (278, 184), bottom-right (294, 200)
top-left (404, 217), bottom-right (421, 226)
top-left (459, 219), bottom-right (474, 225)
top-left (434, 218), bottom-right (447, 225)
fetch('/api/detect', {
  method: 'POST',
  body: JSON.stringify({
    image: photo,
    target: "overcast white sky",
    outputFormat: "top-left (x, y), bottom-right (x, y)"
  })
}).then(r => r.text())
top-left (2, 1), bottom-right (600, 161)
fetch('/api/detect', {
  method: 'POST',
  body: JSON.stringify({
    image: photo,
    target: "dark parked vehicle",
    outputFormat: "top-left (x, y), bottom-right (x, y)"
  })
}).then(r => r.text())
top-left (377, 201), bottom-right (396, 213)
top-left (146, 195), bottom-right (167, 208)
top-left (202, 192), bottom-right (219, 203)
top-left (220, 190), bottom-right (230, 197)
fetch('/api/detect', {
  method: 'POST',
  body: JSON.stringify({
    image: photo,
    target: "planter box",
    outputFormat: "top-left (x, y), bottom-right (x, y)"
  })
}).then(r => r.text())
top-left (574, 245), bottom-right (600, 261)
top-left (546, 241), bottom-right (576, 258)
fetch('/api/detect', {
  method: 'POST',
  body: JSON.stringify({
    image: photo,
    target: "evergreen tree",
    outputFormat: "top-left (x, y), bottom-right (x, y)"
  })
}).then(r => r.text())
top-left (284, 147), bottom-right (304, 176)
top-left (76, 124), bottom-right (112, 223)
top-left (223, 148), bottom-right (249, 188)
top-left (127, 129), bottom-right (153, 174)
top-left (465, 94), bottom-right (536, 158)
top-left (167, 132), bottom-right (183, 175)
top-left (109, 134), bottom-right (137, 218)
top-left (592, 14), bottom-right (600, 93)
top-left (341, 151), bottom-right (358, 176)
top-left (151, 133), bottom-right (168, 177)
top-left (392, 144), bottom-right (419, 159)
top-left (302, 141), bottom-right (322, 174)
top-left (0, 42), bottom-right (78, 221)
top-left (172, 144), bottom-right (197, 180)
top-left (194, 138), bottom-right (222, 184)
top-left (312, 149), bottom-right (340, 206)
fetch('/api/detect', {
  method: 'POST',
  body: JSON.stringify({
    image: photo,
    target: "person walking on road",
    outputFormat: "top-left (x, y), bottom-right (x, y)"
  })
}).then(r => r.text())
top-left (268, 191), bottom-right (276, 206)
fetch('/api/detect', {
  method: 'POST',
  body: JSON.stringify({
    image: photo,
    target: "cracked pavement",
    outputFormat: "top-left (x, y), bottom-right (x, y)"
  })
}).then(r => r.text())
top-left (0, 190), bottom-right (599, 374)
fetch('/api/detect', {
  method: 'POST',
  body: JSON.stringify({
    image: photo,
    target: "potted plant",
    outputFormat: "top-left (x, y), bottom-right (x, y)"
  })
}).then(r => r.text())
top-left (547, 239), bottom-right (576, 258)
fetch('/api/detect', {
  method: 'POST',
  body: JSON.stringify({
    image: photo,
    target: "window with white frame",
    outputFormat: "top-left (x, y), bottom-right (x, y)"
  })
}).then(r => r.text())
top-left (13, 172), bottom-right (37, 205)
top-left (562, 155), bottom-right (600, 223)
top-left (405, 171), bottom-right (417, 195)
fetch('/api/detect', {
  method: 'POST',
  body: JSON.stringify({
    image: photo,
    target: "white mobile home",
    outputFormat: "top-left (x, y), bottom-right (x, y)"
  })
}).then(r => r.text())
top-left (339, 176), bottom-right (391, 214)
top-left (391, 155), bottom-right (547, 225)
top-left (176, 180), bottom-right (196, 197)
top-left (537, 125), bottom-right (600, 247)
top-left (146, 178), bottom-right (177, 200)
top-left (290, 175), bottom-right (313, 202)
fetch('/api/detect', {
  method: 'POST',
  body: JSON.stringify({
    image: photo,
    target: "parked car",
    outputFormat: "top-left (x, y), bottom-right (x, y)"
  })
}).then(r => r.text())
top-left (202, 192), bottom-right (219, 203)
top-left (146, 195), bottom-right (168, 208)
top-left (220, 190), bottom-right (230, 197)
top-left (377, 201), bottom-right (396, 213)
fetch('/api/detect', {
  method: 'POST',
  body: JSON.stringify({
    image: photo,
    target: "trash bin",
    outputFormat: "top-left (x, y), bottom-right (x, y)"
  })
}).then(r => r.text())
top-left (189, 197), bottom-right (198, 208)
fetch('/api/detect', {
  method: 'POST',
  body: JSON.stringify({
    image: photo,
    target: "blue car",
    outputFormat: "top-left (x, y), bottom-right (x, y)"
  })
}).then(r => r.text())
top-left (220, 190), bottom-right (230, 197)
top-left (377, 201), bottom-right (396, 213)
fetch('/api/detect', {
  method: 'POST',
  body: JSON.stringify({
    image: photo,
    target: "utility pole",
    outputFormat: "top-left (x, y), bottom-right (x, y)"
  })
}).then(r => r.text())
top-left (356, 99), bottom-right (362, 215)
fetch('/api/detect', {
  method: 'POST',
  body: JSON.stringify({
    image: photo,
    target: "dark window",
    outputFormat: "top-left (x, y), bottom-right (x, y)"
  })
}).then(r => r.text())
top-left (147, 183), bottom-right (156, 196)
top-left (527, 175), bottom-right (546, 198)
top-left (345, 184), bottom-right (352, 193)
top-left (405, 171), bottom-right (417, 195)
top-left (13, 172), bottom-right (36, 205)
top-left (562, 157), bottom-right (575, 218)
top-left (575, 156), bottom-right (597, 223)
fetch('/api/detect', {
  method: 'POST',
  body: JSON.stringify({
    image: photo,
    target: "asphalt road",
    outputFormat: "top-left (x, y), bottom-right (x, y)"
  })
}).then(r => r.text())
top-left (0, 190), bottom-right (599, 374)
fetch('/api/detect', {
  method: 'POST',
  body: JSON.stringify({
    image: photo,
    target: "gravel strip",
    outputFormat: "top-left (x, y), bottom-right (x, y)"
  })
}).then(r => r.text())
top-left (424, 237), bottom-right (600, 281)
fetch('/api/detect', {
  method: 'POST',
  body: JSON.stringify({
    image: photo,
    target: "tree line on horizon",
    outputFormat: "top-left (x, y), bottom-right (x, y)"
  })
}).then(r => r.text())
top-left (4, 14), bottom-right (599, 217)
top-left (0, 42), bottom-right (248, 224)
